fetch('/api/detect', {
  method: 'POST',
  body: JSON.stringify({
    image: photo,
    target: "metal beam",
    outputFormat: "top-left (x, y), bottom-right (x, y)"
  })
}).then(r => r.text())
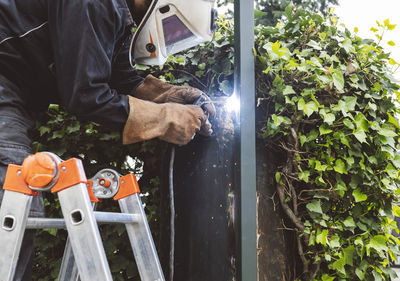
top-left (234, 0), bottom-right (257, 281)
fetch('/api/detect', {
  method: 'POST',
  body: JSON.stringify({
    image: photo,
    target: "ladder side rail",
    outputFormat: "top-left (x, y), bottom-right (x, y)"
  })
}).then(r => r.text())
top-left (0, 191), bottom-right (33, 281)
top-left (58, 202), bottom-right (98, 281)
top-left (58, 238), bottom-right (81, 281)
top-left (57, 182), bottom-right (113, 281)
top-left (119, 193), bottom-right (165, 281)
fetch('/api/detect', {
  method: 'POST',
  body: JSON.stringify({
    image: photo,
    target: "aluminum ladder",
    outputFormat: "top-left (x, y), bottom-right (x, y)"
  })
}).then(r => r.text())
top-left (0, 152), bottom-right (165, 281)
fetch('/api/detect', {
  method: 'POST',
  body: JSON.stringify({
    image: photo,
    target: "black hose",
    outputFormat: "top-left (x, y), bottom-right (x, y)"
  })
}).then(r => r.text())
top-left (168, 146), bottom-right (176, 281)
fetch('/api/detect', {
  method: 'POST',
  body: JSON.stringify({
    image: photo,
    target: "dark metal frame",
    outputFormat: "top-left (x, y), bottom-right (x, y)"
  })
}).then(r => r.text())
top-left (234, 0), bottom-right (256, 280)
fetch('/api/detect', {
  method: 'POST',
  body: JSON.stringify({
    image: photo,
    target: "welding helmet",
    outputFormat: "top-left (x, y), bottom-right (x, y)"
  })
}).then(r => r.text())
top-left (129, 0), bottom-right (217, 66)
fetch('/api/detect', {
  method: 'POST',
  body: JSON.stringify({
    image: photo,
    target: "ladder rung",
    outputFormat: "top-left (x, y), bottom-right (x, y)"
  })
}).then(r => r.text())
top-left (94, 212), bottom-right (139, 224)
top-left (26, 212), bottom-right (139, 229)
top-left (26, 218), bottom-right (66, 229)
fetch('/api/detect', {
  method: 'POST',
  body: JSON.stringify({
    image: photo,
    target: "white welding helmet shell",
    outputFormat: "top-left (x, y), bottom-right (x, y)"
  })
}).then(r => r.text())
top-left (130, 0), bottom-right (217, 66)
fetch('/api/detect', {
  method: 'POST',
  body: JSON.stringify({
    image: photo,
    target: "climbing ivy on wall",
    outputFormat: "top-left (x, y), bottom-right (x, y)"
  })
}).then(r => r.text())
top-left (257, 6), bottom-right (400, 280)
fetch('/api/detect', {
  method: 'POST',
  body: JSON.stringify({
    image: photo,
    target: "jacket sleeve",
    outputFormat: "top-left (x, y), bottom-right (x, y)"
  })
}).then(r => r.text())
top-left (110, 31), bottom-right (144, 97)
top-left (47, 0), bottom-right (142, 129)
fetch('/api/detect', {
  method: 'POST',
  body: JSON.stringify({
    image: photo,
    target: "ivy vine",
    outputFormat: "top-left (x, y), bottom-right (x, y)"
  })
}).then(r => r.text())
top-left (258, 5), bottom-right (400, 280)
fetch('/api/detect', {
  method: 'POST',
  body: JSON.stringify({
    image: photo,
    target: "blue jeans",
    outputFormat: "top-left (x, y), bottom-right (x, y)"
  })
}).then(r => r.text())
top-left (0, 77), bottom-right (44, 281)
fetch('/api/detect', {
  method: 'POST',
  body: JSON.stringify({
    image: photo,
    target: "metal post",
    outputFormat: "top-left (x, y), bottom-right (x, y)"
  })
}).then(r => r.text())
top-left (234, 0), bottom-right (257, 281)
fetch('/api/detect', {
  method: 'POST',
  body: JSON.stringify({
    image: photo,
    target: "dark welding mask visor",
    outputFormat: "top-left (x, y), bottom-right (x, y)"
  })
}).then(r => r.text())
top-left (130, 0), bottom-right (217, 66)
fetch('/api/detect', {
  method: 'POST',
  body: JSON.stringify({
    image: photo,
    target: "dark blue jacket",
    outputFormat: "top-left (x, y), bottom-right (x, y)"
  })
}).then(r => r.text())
top-left (0, 0), bottom-right (143, 129)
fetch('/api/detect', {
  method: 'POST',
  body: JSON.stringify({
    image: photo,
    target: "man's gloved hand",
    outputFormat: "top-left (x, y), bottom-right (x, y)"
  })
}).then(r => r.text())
top-left (134, 74), bottom-right (216, 120)
top-left (123, 96), bottom-right (209, 146)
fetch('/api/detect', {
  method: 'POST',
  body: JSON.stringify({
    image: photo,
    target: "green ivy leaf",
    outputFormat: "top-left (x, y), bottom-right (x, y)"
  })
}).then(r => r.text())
top-left (353, 128), bottom-right (367, 143)
top-left (356, 267), bottom-right (366, 280)
top-left (284, 2), bottom-right (293, 18)
top-left (334, 159), bottom-right (346, 174)
top-left (387, 113), bottom-right (400, 129)
top-left (368, 235), bottom-right (388, 255)
top-left (316, 228), bottom-right (329, 245)
top-left (342, 38), bottom-right (355, 53)
top-left (272, 114), bottom-right (291, 126)
top-left (135, 64), bottom-right (150, 70)
top-left (340, 132), bottom-right (351, 148)
top-left (343, 118), bottom-right (354, 129)
top-left (315, 160), bottom-right (328, 171)
top-left (309, 56), bottom-right (323, 68)
top-left (43, 228), bottom-right (57, 236)
top-left (39, 126), bottom-right (51, 136)
top-left (272, 41), bottom-right (281, 53)
top-left (378, 126), bottom-right (397, 137)
top-left (319, 124), bottom-right (333, 135)
top-left (343, 96), bottom-right (357, 111)
top-left (323, 113), bottom-right (335, 125)
top-left (298, 99), bottom-right (318, 117)
top-left (306, 200), bottom-right (323, 214)
top-left (321, 274), bottom-right (335, 281)
top-left (307, 130), bottom-right (319, 142)
top-left (383, 19), bottom-right (396, 30)
top-left (335, 181), bottom-right (347, 197)
top-left (344, 156), bottom-right (354, 166)
top-left (393, 205), bottom-right (400, 217)
top-left (307, 40), bottom-right (322, 50)
top-left (353, 189), bottom-right (367, 202)
top-left (254, 9), bottom-right (267, 19)
top-left (332, 69), bottom-right (345, 91)
top-left (391, 154), bottom-right (400, 169)
top-left (343, 216), bottom-right (356, 232)
top-left (344, 246), bottom-right (355, 266)
top-left (355, 113), bottom-right (368, 131)
top-left (385, 163), bottom-right (397, 178)
top-left (283, 85), bottom-right (296, 95)
top-left (51, 130), bottom-right (64, 139)
top-left (299, 134), bottom-right (307, 146)
top-left (66, 121), bottom-right (80, 134)
top-left (329, 235), bottom-right (341, 248)
top-left (332, 256), bottom-right (346, 275)
top-left (298, 170), bottom-right (310, 183)
top-left (275, 172), bottom-right (283, 184)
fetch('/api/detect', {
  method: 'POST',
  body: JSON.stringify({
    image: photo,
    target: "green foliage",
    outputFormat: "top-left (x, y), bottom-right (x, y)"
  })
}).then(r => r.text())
top-left (255, 0), bottom-right (338, 26)
top-left (31, 106), bottom-right (164, 280)
top-left (257, 7), bottom-right (400, 281)
top-left (218, 0), bottom-right (338, 25)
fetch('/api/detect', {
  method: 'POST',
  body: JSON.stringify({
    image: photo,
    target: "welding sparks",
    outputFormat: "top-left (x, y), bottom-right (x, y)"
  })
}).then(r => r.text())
top-left (225, 94), bottom-right (240, 113)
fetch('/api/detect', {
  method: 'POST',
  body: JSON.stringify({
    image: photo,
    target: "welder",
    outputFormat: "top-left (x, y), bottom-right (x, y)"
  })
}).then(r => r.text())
top-left (0, 0), bottom-right (217, 279)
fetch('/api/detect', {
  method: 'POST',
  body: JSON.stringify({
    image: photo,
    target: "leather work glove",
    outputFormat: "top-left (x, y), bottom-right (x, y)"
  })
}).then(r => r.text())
top-left (134, 74), bottom-right (216, 119)
top-left (123, 96), bottom-right (208, 146)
